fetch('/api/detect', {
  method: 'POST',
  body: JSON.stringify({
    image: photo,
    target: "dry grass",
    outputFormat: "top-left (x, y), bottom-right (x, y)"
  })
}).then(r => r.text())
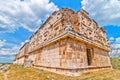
top-left (8, 65), bottom-right (74, 80)
top-left (78, 69), bottom-right (120, 80)
top-left (0, 64), bottom-right (4, 80)
top-left (0, 64), bottom-right (2, 67)
top-left (5, 64), bottom-right (120, 80)
top-left (0, 73), bottom-right (4, 80)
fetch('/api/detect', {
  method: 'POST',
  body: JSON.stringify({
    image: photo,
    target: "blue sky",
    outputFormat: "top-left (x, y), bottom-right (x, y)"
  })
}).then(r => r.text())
top-left (0, 0), bottom-right (120, 63)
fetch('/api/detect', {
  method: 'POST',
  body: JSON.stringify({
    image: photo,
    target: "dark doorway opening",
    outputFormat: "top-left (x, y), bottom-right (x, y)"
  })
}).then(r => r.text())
top-left (86, 48), bottom-right (92, 66)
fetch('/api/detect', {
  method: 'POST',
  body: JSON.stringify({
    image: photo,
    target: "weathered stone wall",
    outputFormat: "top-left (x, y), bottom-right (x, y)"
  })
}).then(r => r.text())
top-left (28, 53), bottom-right (37, 64)
top-left (32, 38), bottom-right (86, 69)
top-left (65, 38), bottom-right (111, 69)
top-left (15, 57), bottom-right (25, 65)
top-left (32, 39), bottom-right (67, 68)
top-left (93, 48), bottom-right (111, 67)
top-left (40, 43), bottom-right (60, 67)
top-left (65, 38), bottom-right (87, 69)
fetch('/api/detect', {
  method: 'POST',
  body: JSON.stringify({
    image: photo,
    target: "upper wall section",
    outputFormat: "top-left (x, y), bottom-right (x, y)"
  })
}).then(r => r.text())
top-left (17, 8), bottom-right (109, 56)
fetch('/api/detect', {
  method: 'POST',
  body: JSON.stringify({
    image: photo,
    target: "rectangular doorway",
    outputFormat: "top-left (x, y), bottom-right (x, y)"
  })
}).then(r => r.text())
top-left (86, 48), bottom-right (92, 66)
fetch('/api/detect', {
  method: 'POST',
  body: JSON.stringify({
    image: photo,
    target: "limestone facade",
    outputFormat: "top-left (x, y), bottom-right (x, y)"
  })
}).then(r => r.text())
top-left (14, 8), bottom-right (112, 76)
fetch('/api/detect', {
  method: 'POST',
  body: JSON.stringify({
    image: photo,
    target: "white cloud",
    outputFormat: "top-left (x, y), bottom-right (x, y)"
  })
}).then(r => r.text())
top-left (109, 43), bottom-right (120, 57)
top-left (110, 43), bottom-right (120, 49)
top-left (0, 39), bottom-right (29, 55)
top-left (108, 37), bottom-right (120, 57)
top-left (109, 37), bottom-right (115, 44)
top-left (110, 48), bottom-right (120, 57)
top-left (0, 0), bottom-right (59, 32)
top-left (0, 40), bottom-right (6, 48)
top-left (0, 45), bottom-right (19, 55)
top-left (109, 37), bottom-right (114, 41)
top-left (81, 0), bottom-right (120, 26)
top-left (116, 37), bottom-right (120, 43)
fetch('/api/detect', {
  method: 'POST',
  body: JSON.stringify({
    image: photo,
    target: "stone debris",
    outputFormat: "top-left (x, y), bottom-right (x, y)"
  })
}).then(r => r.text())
top-left (0, 64), bottom-right (9, 72)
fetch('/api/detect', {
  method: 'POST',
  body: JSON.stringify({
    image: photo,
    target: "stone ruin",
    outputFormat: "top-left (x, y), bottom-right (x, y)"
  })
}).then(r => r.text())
top-left (14, 8), bottom-right (112, 76)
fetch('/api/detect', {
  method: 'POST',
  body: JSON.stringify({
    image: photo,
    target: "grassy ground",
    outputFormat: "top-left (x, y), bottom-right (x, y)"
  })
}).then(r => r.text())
top-left (111, 58), bottom-right (120, 70)
top-left (0, 58), bottom-right (120, 80)
top-left (0, 73), bottom-right (4, 80)
top-left (0, 64), bottom-right (4, 80)
top-left (0, 64), bottom-right (3, 67)
top-left (7, 65), bottom-right (120, 80)
top-left (8, 65), bottom-right (75, 80)
top-left (4, 64), bottom-right (120, 80)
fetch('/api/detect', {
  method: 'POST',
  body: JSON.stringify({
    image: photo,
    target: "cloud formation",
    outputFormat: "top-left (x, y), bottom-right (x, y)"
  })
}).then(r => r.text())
top-left (0, 38), bottom-right (31, 56)
top-left (0, 39), bottom-right (20, 55)
top-left (116, 37), bottom-right (120, 43)
top-left (0, 0), bottom-right (58, 32)
top-left (109, 37), bottom-right (120, 57)
top-left (81, 0), bottom-right (120, 26)
top-left (0, 46), bottom-right (19, 55)
top-left (0, 55), bottom-right (14, 63)
top-left (0, 39), bottom-right (29, 63)
top-left (0, 40), bottom-right (6, 48)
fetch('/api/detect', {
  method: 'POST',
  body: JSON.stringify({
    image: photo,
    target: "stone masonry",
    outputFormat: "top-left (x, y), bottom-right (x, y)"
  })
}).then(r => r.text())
top-left (14, 8), bottom-right (112, 76)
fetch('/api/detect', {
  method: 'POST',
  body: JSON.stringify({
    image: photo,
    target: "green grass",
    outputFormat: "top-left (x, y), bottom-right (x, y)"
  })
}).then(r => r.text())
top-left (78, 69), bottom-right (120, 80)
top-left (111, 58), bottom-right (120, 70)
top-left (0, 58), bottom-right (120, 80)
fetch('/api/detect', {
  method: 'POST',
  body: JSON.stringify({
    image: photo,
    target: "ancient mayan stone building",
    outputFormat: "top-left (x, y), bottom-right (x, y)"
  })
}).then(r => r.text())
top-left (14, 8), bottom-right (112, 76)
